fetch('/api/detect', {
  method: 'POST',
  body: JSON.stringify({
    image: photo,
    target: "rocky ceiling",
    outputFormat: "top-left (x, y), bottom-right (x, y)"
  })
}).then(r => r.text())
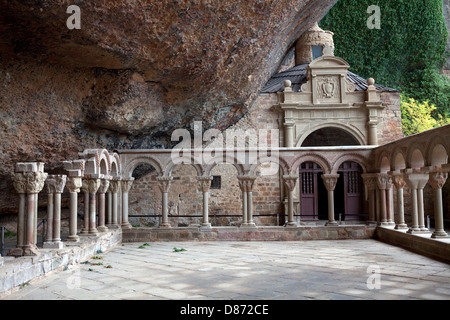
top-left (0, 0), bottom-right (336, 212)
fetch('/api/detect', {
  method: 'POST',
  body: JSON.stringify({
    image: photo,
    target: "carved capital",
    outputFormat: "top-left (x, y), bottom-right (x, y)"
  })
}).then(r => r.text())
top-left (81, 178), bottom-right (100, 194)
top-left (108, 179), bottom-right (121, 193)
top-left (121, 179), bottom-right (134, 193)
top-left (391, 174), bottom-right (406, 190)
top-left (321, 174), bottom-right (339, 191)
top-left (237, 176), bottom-right (257, 192)
top-left (196, 176), bottom-right (212, 193)
top-left (283, 175), bottom-right (298, 192)
top-left (429, 171), bottom-right (448, 190)
top-left (361, 173), bottom-right (377, 190)
top-left (376, 173), bottom-right (392, 190)
top-left (98, 179), bottom-right (111, 194)
top-left (46, 174), bottom-right (67, 194)
top-left (25, 171), bottom-right (48, 194)
top-left (12, 173), bottom-right (27, 194)
top-left (156, 176), bottom-right (172, 193)
top-left (66, 177), bottom-right (82, 193)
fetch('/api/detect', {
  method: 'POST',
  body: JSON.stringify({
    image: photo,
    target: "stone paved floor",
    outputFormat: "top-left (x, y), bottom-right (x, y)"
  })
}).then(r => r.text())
top-left (1, 240), bottom-right (450, 300)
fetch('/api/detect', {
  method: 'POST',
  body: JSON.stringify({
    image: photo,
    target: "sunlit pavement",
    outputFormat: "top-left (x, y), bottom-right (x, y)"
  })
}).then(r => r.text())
top-left (2, 240), bottom-right (450, 300)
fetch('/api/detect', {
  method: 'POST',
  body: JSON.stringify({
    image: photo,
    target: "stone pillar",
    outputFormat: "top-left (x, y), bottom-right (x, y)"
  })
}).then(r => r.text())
top-left (417, 178), bottom-right (429, 232)
top-left (97, 178), bottom-right (110, 232)
top-left (376, 173), bottom-right (392, 226)
top-left (157, 176), bottom-right (173, 228)
top-left (66, 176), bottom-right (82, 242)
top-left (391, 173), bottom-right (408, 229)
top-left (283, 175), bottom-right (299, 227)
top-left (197, 176), bottom-right (213, 229)
top-left (362, 174), bottom-right (377, 224)
top-left (321, 174), bottom-right (340, 226)
top-left (238, 176), bottom-right (257, 228)
top-left (81, 178), bottom-right (101, 236)
top-left (11, 173), bottom-right (28, 256)
top-left (44, 175), bottom-right (67, 249)
top-left (284, 122), bottom-right (295, 148)
top-left (364, 78), bottom-right (384, 146)
top-left (121, 178), bottom-right (134, 229)
top-left (10, 163), bottom-right (47, 257)
top-left (108, 179), bottom-right (121, 228)
top-left (238, 178), bottom-right (248, 225)
top-left (403, 170), bottom-right (429, 234)
top-left (428, 169), bottom-right (448, 238)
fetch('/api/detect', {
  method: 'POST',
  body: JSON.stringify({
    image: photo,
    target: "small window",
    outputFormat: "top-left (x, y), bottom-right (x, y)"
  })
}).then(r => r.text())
top-left (211, 176), bottom-right (221, 189)
top-left (312, 46), bottom-right (323, 60)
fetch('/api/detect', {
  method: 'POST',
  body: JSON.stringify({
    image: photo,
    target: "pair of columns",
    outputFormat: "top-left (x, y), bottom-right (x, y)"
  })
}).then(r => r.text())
top-left (362, 173), bottom-right (396, 227)
top-left (238, 176), bottom-right (257, 228)
top-left (10, 163), bottom-right (48, 257)
top-left (156, 176), bottom-right (213, 229)
top-left (44, 175), bottom-right (67, 249)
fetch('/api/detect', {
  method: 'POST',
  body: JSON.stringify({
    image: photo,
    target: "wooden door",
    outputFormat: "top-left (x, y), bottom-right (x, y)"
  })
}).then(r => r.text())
top-left (299, 162), bottom-right (323, 220)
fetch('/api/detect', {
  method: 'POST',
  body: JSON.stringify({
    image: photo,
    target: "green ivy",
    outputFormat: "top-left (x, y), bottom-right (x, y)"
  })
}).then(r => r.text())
top-left (320, 0), bottom-right (449, 116)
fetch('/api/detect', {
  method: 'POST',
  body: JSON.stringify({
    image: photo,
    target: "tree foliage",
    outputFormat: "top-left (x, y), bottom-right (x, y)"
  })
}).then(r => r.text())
top-left (320, 0), bottom-right (449, 121)
top-left (401, 95), bottom-right (450, 136)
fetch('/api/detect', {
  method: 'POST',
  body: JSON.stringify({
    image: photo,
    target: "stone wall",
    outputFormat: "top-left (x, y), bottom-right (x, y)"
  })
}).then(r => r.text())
top-left (378, 91), bottom-right (403, 145)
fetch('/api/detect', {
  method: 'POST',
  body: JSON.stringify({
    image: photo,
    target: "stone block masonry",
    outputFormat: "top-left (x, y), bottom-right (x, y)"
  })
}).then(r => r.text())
top-left (0, 228), bottom-right (121, 296)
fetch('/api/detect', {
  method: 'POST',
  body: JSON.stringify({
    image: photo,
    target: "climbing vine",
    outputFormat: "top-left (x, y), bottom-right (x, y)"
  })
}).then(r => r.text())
top-left (320, 0), bottom-right (449, 124)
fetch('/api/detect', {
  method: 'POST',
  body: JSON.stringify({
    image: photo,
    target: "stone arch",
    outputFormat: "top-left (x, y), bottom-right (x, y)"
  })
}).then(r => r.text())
top-left (391, 147), bottom-right (407, 171)
top-left (425, 135), bottom-right (449, 167)
top-left (375, 149), bottom-right (391, 173)
top-left (203, 153), bottom-right (245, 177)
top-left (123, 156), bottom-right (163, 178)
top-left (164, 161), bottom-right (204, 178)
top-left (248, 154), bottom-right (289, 176)
top-left (296, 123), bottom-right (365, 147)
top-left (290, 153), bottom-right (331, 174)
top-left (331, 153), bottom-right (368, 174)
top-left (110, 153), bottom-right (121, 177)
top-left (407, 146), bottom-right (425, 169)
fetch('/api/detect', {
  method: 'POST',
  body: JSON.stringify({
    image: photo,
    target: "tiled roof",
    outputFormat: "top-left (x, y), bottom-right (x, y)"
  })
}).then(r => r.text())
top-left (261, 63), bottom-right (399, 93)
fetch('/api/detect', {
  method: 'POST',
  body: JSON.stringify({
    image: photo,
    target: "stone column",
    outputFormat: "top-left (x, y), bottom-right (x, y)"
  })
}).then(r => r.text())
top-left (321, 174), bottom-right (340, 226)
top-left (284, 122), bottom-right (295, 148)
top-left (364, 78), bottom-right (384, 146)
top-left (66, 176), bottom-right (82, 242)
top-left (108, 179), bottom-right (121, 228)
top-left (391, 173), bottom-right (408, 230)
top-left (157, 176), bottom-right (173, 228)
top-left (10, 172), bottom-right (28, 257)
top-left (403, 170), bottom-right (429, 234)
top-left (97, 178), bottom-right (110, 232)
top-left (237, 177), bottom-right (248, 225)
top-left (376, 173), bottom-right (391, 226)
top-left (82, 178), bottom-right (101, 236)
top-left (10, 163), bottom-right (48, 257)
top-left (238, 176), bottom-right (257, 228)
top-left (417, 178), bottom-right (429, 232)
top-left (121, 178), bottom-right (134, 229)
top-left (44, 175), bottom-right (66, 249)
top-left (428, 169), bottom-right (448, 238)
top-left (362, 174), bottom-right (377, 224)
top-left (283, 175), bottom-right (299, 227)
top-left (197, 176), bottom-right (213, 229)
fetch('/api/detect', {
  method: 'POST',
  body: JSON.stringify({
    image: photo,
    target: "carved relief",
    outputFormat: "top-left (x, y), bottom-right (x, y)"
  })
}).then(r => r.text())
top-left (316, 77), bottom-right (340, 101)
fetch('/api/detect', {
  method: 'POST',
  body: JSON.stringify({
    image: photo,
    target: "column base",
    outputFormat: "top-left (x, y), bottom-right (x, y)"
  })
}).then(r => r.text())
top-left (43, 241), bottom-right (64, 249)
top-left (431, 231), bottom-right (449, 238)
top-left (240, 223), bottom-right (257, 230)
top-left (98, 226), bottom-right (109, 232)
top-left (66, 235), bottom-right (80, 242)
top-left (22, 244), bottom-right (40, 256)
top-left (284, 221), bottom-right (299, 227)
top-left (407, 227), bottom-right (429, 234)
top-left (325, 220), bottom-right (339, 226)
top-left (395, 224), bottom-right (408, 230)
top-left (159, 223), bottom-right (172, 228)
top-left (80, 229), bottom-right (90, 236)
top-left (200, 223), bottom-right (212, 231)
top-left (121, 223), bottom-right (132, 230)
top-left (88, 228), bottom-right (99, 236)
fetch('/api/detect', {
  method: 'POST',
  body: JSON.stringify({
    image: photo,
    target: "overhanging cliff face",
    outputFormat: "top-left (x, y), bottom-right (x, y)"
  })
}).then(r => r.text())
top-left (0, 0), bottom-right (337, 213)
